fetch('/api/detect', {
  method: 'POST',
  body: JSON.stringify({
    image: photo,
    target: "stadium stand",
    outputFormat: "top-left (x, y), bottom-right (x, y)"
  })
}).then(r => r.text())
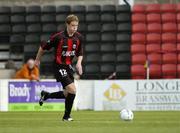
top-left (147, 23), bottom-right (161, 33)
top-left (1, 3), bottom-right (180, 79)
top-left (26, 5), bottom-right (41, 14)
top-left (131, 3), bottom-right (179, 79)
top-left (131, 65), bottom-right (146, 79)
top-left (146, 13), bottom-right (161, 23)
top-left (146, 4), bottom-right (161, 13)
top-left (41, 5), bottom-right (56, 14)
top-left (162, 64), bottom-right (177, 79)
top-left (132, 23), bottom-right (147, 33)
top-left (131, 33), bottom-right (146, 44)
top-left (56, 5), bottom-right (71, 14)
top-left (131, 44), bottom-right (146, 54)
top-left (116, 53), bottom-right (131, 65)
top-left (132, 4), bottom-right (146, 13)
top-left (147, 53), bottom-right (162, 64)
top-left (0, 24), bottom-right (11, 34)
top-left (100, 64), bottom-right (115, 79)
top-left (0, 6), bottom-right (11, 14)
top-left (146, 44), bottom-right (161, 54)
top-left (161, 4), bottom-right (176, 13)
top-left (84, 63), bottom-right (100, 79)
top-left (116, 64), bottom-right (131, 79)
top-left (40, 52), bottom-right (54, 76)
top-left (149, 64), bottom-right (162, 79)
top-left (116, 42), bottom-right (130, 53)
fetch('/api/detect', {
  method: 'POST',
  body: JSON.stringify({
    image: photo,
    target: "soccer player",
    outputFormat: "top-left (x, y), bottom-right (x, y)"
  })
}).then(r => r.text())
top-left (35, 14), bottom-right (83, 121)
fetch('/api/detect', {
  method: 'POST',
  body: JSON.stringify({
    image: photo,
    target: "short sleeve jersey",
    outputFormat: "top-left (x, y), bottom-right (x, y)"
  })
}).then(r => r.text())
top-left (41, 30), bottom-right (83, 65)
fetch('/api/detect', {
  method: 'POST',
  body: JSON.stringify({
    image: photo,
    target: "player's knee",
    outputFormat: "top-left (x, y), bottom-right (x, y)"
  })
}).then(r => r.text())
top-left (63, 90), bottom-right (68, 97)
top-left (65, 83), bottom-right (76, 94)
top-left (67, 88), bottom-right (76, 94)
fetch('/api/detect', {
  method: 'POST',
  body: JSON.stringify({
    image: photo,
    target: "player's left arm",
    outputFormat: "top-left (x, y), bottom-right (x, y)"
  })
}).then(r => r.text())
top-left (76, 56), bottom-right (83, 75)
top-left (75, 35), bottom-right (83, 75)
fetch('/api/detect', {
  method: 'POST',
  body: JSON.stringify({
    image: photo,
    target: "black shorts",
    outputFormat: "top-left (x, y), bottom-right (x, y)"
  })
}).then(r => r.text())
top-left (54, 64), bottom-right (75, 89)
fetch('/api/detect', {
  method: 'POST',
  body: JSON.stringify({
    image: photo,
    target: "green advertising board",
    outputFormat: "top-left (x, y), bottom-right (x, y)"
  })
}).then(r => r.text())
top-left (9, 103), bottom-right (65, 111)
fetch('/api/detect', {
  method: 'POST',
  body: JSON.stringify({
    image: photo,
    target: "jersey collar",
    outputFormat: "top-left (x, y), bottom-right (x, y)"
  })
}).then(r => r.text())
top-left (64, 29), bottom-right (76, 38)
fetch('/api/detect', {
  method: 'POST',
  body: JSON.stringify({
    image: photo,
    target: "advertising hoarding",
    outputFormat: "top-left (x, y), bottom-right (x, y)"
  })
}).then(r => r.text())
top-left (8, 81), bottom-right (64, 111)
top-left (94, 80), bottom-right (180, 111)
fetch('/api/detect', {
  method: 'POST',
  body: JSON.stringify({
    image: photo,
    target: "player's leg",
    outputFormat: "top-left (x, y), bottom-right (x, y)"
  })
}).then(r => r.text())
top-left (39, 64), bottom-right (66, 106)
top-left (39, 90), bottom-right (49, 106)
top-left (62, 83), bottom-right (76, 121)
top-left (39, 90), bottom-right (65, 106)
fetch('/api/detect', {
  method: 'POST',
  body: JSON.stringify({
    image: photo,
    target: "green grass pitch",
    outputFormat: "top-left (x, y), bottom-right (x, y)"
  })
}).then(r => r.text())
top-left (0, 111), bottom-right (180, 133)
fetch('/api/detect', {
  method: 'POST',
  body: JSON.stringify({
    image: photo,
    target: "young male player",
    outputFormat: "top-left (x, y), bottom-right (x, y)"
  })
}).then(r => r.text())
top-left (35, 14), bottom-right (83, 121)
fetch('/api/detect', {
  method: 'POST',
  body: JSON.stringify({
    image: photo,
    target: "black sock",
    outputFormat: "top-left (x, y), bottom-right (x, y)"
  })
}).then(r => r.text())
top-left (64, 93), bottom-right (76, 118)
top-left (47, 91), bottom-right (65, 99)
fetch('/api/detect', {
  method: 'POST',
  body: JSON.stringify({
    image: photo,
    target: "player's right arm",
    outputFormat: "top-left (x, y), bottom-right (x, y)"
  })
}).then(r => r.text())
top-left (35, 33), bottom-right (59, 66)
top-left (35, 46), bottom-right (44, 66)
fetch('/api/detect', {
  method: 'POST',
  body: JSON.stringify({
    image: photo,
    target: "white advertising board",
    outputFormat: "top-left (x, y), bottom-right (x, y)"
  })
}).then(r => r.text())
top-left (0, 80), bottom-right (8, 111)
top-left (94, 79), bottom-right (180, 111)
top-left (74, 80), bottom-right (94, 110)
top-left (1, 79), bottom-right (180, 111)
top-left (119, 0), bottom-right (134, 6)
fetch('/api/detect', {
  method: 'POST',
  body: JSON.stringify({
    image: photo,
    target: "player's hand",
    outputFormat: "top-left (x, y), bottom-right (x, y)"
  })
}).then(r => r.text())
top-left (76, 63), bottom-right (83, 75)
top-left (34, 59), bottom-right (40, 67)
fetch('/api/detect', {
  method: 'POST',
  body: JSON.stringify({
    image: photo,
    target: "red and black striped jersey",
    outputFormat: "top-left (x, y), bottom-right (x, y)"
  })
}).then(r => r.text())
top-left (41, 29), bottom-right (83, 65)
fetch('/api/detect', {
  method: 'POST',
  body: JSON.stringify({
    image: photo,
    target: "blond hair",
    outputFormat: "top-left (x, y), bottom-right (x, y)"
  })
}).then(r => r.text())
top-left (65, 14), bottom-right (79, 24)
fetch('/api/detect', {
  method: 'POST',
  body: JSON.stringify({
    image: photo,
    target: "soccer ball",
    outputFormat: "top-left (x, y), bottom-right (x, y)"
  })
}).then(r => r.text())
top-left (120, 109), bottom-right (134, 121)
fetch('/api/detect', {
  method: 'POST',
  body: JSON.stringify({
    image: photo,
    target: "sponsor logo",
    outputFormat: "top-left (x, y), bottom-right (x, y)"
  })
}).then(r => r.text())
top-left (62, 51), bottom-right (75, 56)
top-left (62, 45), bottom-right (68, 48)
top-left (73, 44), bottom-right (76, 49)
top-left (104, 83), bottom-right (126, 101)
top-left (136, 80), bottom-right (180, 92)
top-left (9, 84), bottom-right (30, 102)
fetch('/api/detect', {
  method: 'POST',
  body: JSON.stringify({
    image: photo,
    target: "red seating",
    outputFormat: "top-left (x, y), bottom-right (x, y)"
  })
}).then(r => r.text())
top-left (177, 64), bottom-right (180, 78)
top-left (161, 4), bottom-right (176, 13)
top-left (162, 33), bottom-right (176, 43)
top-left (131, 3), bottom-right (179, 79)
top-left (162, 23), bottom-right (177, 33)
top-left (161, 13), bottom-right (176, 23)
top-left (132, 23), bottom-right (147, 33)
top-left (147, 53), bottom-right (162, 64)
top-left (132, 4), bottom-right (146, 13)
top-left (131, 44), bottom-right (146, 54)
top-left (147, 33), bottom-right (161, 43)
top-left (147, 13), bottom-right (161, 23)
top-left (176, 13), bottom-right (180, 23)
top-left (162, 64), bottom-right (177, 79)
top-left (177, 33), bottom-right (180, 43)
top-left (131, 65), bottom-right (146, 79)
top-left (147, 23), bottom-right (161, 33)
top-left (162, 53), bottom-right (177, 64)
top-left (177, 54), bottom-right (180, 63)
top-left (132, 53), bottom-right (146, 65)
top-left (146, 44), bottom-right (161, 54)
top-left (176, 4), bottom-right (180, 13)
top-left (161, 43), bottom-right (176, 53)
top-left (177, 23), bottom-right (180, 32)
top-left (146, 4), bottom-right (161, 13)
top-left (149, 64), bottom-right (162, 79)
top-left (132, 13), bottom-right (146, 23)
top-left (131, 33), bottom-right (146, 44)
top-left (177, 44), bottom-right (180, 52)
